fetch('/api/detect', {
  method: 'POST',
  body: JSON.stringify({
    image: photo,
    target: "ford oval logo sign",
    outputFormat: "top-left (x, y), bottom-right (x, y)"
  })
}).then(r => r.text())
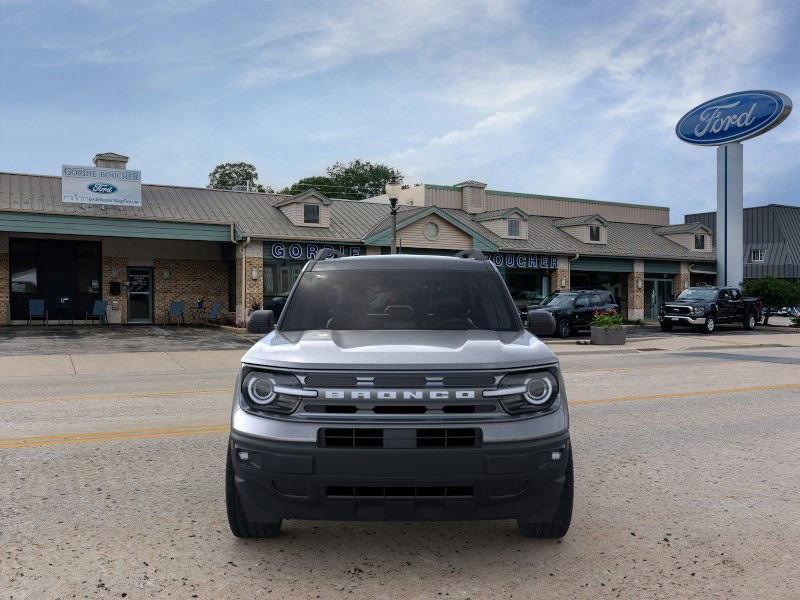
top-left (86, 182), bottom-right (118, 194)
top-left (676, 90), bottom-right (791, 146)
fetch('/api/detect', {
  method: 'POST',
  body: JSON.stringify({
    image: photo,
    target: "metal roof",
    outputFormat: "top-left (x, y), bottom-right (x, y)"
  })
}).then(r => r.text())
top-left (554, 214), bottom-right (608, 227)
top-left (654, 223), bottom-right (710, 234)
top-left (0, 171), bottom-right (714, 262)
top-left (0, 172), bottom-right (388, 242)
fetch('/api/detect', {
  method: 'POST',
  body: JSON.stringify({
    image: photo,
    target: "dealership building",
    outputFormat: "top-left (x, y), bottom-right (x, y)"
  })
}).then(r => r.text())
top-left (0, 153), bottom-right (717, 326)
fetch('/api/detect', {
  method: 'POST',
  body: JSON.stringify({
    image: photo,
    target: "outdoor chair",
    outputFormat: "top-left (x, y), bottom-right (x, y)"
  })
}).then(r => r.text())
top-left (27, 299), bottom-right (48, 326)
top-left (85, 299), bottom-right (108, 325)
top-left (165, 300), bottom-right (186, 326)
top-left (206, 302), bottom-right (223, 327)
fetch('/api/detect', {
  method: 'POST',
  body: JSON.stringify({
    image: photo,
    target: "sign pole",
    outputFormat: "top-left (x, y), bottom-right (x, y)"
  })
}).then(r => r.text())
top-left (715, 143), bottom-right (743, 286)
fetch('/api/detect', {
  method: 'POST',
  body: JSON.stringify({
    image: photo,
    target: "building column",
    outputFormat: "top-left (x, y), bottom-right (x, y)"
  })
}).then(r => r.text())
top-left (673, 262), bottom-right (691, 296)
top-left (626, 259), bottom-right (644, 320)
top-left (235, 240), bottom-right (264, 327)
top-left (102, 256), bottom-right (128, 324)
top-left (0, 249), bottom-right (8, 326)
top-left (553, 259), bottom-right (570, 292)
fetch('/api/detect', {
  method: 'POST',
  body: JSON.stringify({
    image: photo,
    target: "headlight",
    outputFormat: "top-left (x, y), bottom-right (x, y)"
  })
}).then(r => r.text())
top-left (486, 369), bottom-right (560, 414)
top-left (240, 368), bottom-right (312, 414)
top-left (692, 306), bottom-right (706, 315)
top-left (244, 372), bottom-right (276, 405)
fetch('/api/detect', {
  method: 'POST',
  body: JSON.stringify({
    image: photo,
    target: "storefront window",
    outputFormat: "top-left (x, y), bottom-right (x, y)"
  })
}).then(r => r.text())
top-left (75, 243), bottom-right (101, 293)
top-left (11, 242), bottom-right (37, 293)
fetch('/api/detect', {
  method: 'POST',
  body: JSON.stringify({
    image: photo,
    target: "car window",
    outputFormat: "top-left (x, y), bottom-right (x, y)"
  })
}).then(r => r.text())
top-left (280, 269), bottom-right (520, 331)
top-left (590, 294), bottom-right (603, 307)
top-left (575, 295), bottom-right (589, 308)
top-left (542, 293), bottom-right (576, 308)
top-left (730, 289), bottom-right (742, 301)
top-left (719, 289), bottom-right (730, 301)
top-left (677, 288), bottom-right (717, 301)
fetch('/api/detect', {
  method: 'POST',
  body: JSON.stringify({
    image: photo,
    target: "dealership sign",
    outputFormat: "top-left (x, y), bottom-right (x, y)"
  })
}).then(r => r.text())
top-left (485, 252), bottom-right (559, 270)
top-left (676, 90), bottom-right (792, 146)
top-left (267, 242), bottom-right (362, 260)
top-left (61, 165), bottom-right (142, 207)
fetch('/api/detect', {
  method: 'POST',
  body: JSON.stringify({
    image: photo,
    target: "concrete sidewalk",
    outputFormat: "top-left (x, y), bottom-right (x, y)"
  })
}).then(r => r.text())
top-left (0, 349), bottom-right (247, 378)
top-left (546, 330), bottom-right (800, 355)
top-left (1, 330), bottom-right (796, 377)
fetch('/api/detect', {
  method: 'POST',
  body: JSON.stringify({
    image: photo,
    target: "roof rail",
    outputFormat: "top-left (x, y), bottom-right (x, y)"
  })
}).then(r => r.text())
top-left (454, 249), bottom-right (486, 261)
top-left (313, 248), bottom-right (344, 261)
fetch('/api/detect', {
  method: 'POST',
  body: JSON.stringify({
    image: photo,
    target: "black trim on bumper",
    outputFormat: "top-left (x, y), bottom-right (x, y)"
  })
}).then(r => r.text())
top-left (229, 430), bottom-right (570, 522)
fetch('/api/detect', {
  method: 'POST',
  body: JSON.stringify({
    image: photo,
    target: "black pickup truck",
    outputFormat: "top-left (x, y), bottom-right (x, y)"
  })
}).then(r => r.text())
top-left (659, 286), bottom-right (763, 334)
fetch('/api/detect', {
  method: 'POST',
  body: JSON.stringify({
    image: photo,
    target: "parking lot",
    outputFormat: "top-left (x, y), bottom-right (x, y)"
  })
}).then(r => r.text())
top-left (2, 326), bottom-right (800, 599)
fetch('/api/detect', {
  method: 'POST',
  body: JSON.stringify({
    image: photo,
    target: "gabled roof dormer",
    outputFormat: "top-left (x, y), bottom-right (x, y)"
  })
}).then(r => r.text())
top-left (473, 208), bottom-right (529, 239)
top-left (554, 214), bottom-right (608, 244)
top-left (273, 189), bottom-right (332, 228)
top-left (654, 222), bottom-right (712, 252)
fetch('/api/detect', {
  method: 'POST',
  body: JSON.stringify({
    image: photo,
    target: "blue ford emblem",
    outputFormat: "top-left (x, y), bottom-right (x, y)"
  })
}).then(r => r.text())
top-left (87, 182), bottom-right (118, 194)
top-left (676, 90), bottom-right (792, 146)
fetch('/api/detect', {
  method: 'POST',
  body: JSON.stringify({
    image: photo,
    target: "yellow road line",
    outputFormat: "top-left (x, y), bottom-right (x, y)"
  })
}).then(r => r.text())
top-left (3, 382), bottom-right (799, 450)
top-left (0, 388), bottom-right (230, 406)
top-left (571, 382), bottom-right (800, 406)
top-left (0, 424), bottom-right (229, 449)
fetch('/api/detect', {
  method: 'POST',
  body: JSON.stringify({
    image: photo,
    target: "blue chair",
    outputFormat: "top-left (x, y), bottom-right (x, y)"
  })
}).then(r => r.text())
top-left (85, 299), bottom-right (108, 325)
top-left (206, 302), bottom-right (223, 326)
top-left (165, 300), bottom-right (185, 326)
top-left (27, 299), bottom-right (48, 326)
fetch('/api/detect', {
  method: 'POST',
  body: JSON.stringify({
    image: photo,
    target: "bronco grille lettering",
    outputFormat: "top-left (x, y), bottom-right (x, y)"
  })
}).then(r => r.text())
top-left (322, 390), bottom-right (477, 401)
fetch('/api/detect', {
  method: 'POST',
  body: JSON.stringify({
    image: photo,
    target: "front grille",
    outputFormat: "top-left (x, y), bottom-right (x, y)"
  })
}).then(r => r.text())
top-left (666, 305), bottom-right (691, 315)
top-left (320, 428), bottom-right (480, 448)
top-left (306, 404), bottom-right (496, 415)
top-left (325, 485), bottom-right (474, 498)
top-left (321, 428), bottom-right (383, 448)
top-left (417, 428), bottom-right (478, 448)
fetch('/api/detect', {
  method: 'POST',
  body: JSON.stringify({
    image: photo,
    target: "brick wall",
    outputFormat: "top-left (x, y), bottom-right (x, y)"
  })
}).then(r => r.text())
top-left (153, 258), bottom-right (229, 325)
top-left (102, 256), bottom-right (129, 324)
top-left (0, 253), bottom-right (9, 325)
top-left (673, 262), bottom-right (691, 295)
top-left (553, 264), bottom-right (571, 292)
top-left (235, 241), bottom-right (264, 326)
top-left (626, 260), bottom-right (645, 320)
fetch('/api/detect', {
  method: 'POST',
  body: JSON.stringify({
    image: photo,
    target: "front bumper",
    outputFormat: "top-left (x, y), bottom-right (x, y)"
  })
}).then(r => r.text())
top-left (229, 430), bottom-right (570, 522)
top-left (659, 314), bottom-right (706, 325)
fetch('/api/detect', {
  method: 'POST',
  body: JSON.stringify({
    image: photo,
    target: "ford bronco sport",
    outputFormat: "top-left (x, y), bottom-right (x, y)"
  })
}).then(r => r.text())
top-left (226, 250), bottom-right (572, 538)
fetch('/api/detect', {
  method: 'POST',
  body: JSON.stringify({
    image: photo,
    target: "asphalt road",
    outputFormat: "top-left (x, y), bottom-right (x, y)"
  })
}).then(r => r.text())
top-left (2, 345), bottom-right (800, 599)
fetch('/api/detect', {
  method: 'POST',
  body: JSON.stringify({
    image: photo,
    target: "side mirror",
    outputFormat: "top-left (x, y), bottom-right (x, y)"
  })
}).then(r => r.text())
top-left (246, 309), bottom-right (275, 334)
top-left (527, 309), bottom-right (556, 337)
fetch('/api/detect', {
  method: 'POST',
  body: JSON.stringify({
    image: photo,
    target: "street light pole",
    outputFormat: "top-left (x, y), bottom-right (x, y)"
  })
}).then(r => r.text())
top-left (390, 198), bottom-right (398, 254)
top-left (385, 176), bottom-right (402, 255)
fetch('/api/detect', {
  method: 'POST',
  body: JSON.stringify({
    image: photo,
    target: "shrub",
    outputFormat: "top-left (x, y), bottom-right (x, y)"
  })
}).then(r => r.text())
top-left (591, 309), bottom-right (624, 329)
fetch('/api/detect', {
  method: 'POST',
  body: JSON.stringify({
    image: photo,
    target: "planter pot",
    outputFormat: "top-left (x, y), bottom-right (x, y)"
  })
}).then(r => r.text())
top-left (590, 325), bottom-right (626, 345)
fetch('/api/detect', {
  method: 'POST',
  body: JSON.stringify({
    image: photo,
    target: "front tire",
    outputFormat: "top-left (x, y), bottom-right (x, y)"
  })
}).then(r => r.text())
top-left (556, 318), bottom-right (572, 339)
top-left (702, 314), bottom-right (716, 334)
top-left (226, 451), bottom-right (282, 538)
top-left (743, 311), bottom-right (757, 330)
top-left (518, 449), bottom-right (573, 539)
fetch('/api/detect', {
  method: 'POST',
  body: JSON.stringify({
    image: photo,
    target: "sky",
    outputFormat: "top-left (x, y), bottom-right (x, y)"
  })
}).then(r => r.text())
top-left (1, 0), bottom-right (798, 222)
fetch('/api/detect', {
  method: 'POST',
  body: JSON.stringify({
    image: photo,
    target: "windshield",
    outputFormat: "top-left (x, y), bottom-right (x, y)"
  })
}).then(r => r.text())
top-left (676, 288), bottom-right (718, 301)
top-left (540, 293), bottom-right (576, 308)
top-left (279, 269), bottom-right (520, 331)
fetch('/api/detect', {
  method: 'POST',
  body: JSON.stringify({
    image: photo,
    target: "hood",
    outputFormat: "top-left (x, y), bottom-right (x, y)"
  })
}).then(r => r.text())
top-left (242, 329), bottom-right (558, 371)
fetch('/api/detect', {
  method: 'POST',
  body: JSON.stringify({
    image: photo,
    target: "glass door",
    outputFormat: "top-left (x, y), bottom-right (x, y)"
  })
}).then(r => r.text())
top-left (127, 267), bottom-right (153, 324)
top-left (644, 278), bottom-right (673, 320)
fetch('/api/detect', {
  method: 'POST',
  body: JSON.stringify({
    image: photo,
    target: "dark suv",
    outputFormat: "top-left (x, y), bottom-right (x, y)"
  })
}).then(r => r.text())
top-left (531, 290), bottom-right (619, 338)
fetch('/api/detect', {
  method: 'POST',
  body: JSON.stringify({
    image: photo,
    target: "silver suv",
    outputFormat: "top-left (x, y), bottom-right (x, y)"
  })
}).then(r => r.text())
top-left (226, 251), bottom-right (572, 538)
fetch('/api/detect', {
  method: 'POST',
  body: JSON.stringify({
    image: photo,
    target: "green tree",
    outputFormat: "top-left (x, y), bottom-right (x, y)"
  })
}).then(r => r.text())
top-left (279, 176), bottom-right (337, 196)
top-left (281, 160), bottom-right (403, 200)
top-left (209, 162), bottom-right (273, 193)
top-left (742, 277), bottom-right (800, 325)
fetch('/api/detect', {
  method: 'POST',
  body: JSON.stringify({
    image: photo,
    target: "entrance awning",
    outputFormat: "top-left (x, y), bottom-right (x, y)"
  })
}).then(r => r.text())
top-left (689, 263), bottom-right (717, 275)
top-left (0, 211), bottom-right (234, 242)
